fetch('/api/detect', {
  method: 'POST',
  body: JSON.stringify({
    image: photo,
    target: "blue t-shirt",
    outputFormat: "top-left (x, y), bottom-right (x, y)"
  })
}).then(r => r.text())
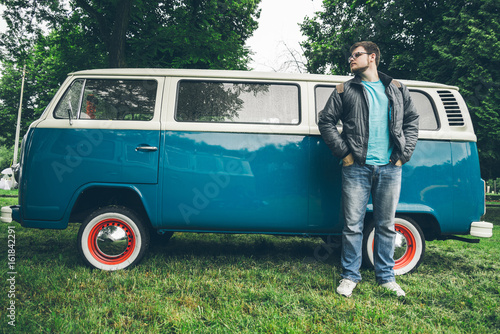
top-left (362, 80), bottom-right (393, 165)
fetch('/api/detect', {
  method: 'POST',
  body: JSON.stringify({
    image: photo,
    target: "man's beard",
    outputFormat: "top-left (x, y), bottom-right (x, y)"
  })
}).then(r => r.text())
top-left (351, 64), bottom-right (369, 75)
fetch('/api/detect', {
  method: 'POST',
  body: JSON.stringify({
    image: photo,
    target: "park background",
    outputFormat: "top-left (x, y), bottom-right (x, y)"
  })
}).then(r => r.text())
top-left (0, 0), bottom-right (499, 332)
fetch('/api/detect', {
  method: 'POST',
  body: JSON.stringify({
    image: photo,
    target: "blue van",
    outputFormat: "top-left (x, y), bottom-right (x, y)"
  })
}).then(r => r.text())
top-left (1, 69), bottom-right (493, 272)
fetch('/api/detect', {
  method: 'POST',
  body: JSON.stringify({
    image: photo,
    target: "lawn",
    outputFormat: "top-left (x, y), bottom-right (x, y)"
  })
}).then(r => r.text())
top-left (1, 195), bottom-right (499, 333)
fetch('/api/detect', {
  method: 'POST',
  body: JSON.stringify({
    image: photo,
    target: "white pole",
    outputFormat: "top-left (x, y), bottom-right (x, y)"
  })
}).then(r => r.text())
top-left (12, 64), bottom-right (26, 166)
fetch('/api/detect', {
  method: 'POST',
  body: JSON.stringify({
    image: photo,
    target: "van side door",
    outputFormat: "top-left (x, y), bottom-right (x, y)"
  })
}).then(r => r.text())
top-left (159, 78), bottom-right (311, 232)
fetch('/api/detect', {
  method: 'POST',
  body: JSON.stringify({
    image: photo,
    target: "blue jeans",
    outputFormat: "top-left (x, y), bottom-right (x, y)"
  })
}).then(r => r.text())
top-left (340, 162), bottom-right (402, 284)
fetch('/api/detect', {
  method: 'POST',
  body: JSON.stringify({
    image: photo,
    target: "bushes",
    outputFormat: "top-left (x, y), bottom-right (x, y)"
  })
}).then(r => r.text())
top-left (486, 193), bottom-right (500, 201)
top-left (486, 178), bottom-right (500, 195)
top-left (0, 143), bottom-right (14, 171)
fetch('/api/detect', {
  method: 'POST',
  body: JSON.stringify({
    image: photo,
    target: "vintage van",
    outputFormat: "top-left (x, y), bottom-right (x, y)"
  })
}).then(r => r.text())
top-left (1, 69), bottom-right (493, 273)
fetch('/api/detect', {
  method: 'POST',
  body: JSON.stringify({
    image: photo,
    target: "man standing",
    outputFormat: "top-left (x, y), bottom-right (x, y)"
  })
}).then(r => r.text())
top-left (318, 41), bottom-right (419, 297)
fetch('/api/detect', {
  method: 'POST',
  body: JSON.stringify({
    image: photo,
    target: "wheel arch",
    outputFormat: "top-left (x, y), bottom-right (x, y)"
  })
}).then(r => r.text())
top-left (69, 184), bottom-right (152, 228)
top-left (399, 213), bottom-right (441, 241)
top-left (364, 211), bottom-right (442, 241)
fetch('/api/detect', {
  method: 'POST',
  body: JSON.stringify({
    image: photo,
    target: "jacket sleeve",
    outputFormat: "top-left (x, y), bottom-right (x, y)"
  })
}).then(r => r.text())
top-left (399, 83), bottom-right (419, 164)
top-left (318, 90), bottom-right (350, 159)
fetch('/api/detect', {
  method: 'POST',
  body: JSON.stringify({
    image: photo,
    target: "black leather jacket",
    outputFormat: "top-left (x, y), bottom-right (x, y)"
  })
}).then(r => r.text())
top-left (318, 72), bottom-right (419, 165)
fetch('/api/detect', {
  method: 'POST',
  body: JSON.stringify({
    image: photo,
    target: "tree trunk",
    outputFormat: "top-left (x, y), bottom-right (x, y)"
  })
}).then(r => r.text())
top-left (75, 0), bottom-right (133, 68)
top-left (108, 0), bottom-right (133, 68)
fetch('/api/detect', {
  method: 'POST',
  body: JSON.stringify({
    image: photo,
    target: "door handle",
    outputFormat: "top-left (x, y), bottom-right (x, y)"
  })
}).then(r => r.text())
top-left (135, 146), bottom-right (158, 152)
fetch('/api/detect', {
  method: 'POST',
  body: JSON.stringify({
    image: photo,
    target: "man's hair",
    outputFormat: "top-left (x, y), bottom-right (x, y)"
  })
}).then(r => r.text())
top-left (350, 41), bottom-right (380, 66)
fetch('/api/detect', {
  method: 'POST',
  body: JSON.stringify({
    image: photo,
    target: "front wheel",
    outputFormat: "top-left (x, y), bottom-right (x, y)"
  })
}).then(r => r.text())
top-left (77, 206), bottom-right (150, 271)
top-left (363, 216), bottom-right (425, 275)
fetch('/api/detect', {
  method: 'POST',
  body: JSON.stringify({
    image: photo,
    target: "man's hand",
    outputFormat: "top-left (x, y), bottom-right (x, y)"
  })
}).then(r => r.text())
top-left (343, 153), bottom-right (354, 167)
top-left (395, 160), bottom-right (403, 167)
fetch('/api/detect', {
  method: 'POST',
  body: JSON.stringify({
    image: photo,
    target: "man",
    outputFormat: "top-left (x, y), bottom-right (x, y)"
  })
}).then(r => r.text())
top-left (318, 41), bottom-right (419, 297)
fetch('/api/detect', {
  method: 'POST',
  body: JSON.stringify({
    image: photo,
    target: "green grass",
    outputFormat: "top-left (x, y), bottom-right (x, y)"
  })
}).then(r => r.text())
top-left (1, 197), bottom-right (499, 333)
top-left (0, 188), bottom-right (17, 197)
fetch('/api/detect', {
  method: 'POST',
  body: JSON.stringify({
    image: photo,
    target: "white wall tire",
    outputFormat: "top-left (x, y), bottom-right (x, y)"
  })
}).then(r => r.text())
top-left (77, 206), bottom-right (150, 271)
top-left (363, 216), bottom-right (425, 276)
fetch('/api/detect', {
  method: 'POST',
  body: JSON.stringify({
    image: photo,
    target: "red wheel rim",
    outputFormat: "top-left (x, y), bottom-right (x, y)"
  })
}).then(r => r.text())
top-left (393, 224), bottom-right (416, 269)
top-left (371, 223), bottom-right (417, 270)
top-left (88, 218), bottom-right (136, 265)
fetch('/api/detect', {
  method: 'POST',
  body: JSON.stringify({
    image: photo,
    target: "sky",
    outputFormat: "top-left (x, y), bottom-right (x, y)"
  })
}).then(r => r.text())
top-left (0, 1), bottom-right (324, 73)
top-left (246, 0), bottom-right (324, 72)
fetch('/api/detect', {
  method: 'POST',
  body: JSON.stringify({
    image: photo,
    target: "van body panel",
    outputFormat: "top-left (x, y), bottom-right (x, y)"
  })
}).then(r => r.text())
top-left (20, 127), bottom-right (160, 222)
top-left (159, 131), bottom-right (310, 232)
top-left (18, 183), bottom-right (158, 230)
top-left (449, 141), bottom-right (485, 233)
top-left (397, 139), bottom-right (454, 229)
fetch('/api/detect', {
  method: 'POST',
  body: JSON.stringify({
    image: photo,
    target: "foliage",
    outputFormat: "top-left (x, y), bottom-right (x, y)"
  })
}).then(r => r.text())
top-left (0, 0), bottom-right (261, 148)
top-left (486, 194), bottom-right (500, 203)
top-left (486, 178), bottom-right (500, 194)
top-left (0, 0), bottom-right (65, 64)
top-left (300, 0), bottom-right (500, 178)
top-left (124, 0), bottom-right (261, 70)
top-left (0, 0), bottom-right (261, 69)
top-left (0, 141), bottom-right (14, 171)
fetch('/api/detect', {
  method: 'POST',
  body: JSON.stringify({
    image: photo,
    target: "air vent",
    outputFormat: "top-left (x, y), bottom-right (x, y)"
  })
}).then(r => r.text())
top-left (438, 90), bottom-right (465, 126)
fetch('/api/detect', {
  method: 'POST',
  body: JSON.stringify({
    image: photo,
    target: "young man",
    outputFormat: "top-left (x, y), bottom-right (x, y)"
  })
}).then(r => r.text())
top-left (318, 41), bottom-right (419, 297)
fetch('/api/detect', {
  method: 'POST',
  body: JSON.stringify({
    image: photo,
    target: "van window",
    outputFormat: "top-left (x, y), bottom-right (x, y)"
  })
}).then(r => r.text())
top-left (54, 79), bottom-right (84, 119)
top-left (54, 79), bottom-right (157, 121)
top-left (411, 91), bottom-right (439, 130)
top-left (314, 86), bottom-right (439, 130)
top-left (175, 80), bottom-right (300, 124)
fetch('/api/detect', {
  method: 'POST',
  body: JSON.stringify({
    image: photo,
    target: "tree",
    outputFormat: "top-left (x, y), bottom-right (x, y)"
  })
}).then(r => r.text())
top-left (421, 0), bottom-right (500, 179)
top-left (0, 0), bottom-right (261, 148)
top-left (0, 19), bottom-right (108, 148)
top-left (0, 0), bottom-right (65, 64)
top-left (124, 0), bottom-right (261, 69)
top-left (73, 0), bottom-right (134, 68)
top-left (1, 0), bottom-right (261, 69)
top-left (300, 0), bottom-right (500, 178)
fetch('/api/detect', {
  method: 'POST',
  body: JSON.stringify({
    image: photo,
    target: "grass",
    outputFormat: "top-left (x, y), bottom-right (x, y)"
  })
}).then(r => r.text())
top-left (0, 188), bottom-right (17, 197)
top-left (1, 195), bottom-right (499, 333)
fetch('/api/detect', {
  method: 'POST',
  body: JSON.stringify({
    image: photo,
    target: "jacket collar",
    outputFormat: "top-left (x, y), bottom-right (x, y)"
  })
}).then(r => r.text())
top-left (352, 71), bottom-right (394, 87)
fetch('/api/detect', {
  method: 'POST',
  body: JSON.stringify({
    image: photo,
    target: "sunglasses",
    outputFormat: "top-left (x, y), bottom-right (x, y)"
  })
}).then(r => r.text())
top-left (348, 52), bottom-right (371, 63)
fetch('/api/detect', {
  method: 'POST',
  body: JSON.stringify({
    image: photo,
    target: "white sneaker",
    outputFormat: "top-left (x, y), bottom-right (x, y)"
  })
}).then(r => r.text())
top-left (380, 281), bottom-right (406, 297)
top-left (336, 279), bottom-right (357, 297)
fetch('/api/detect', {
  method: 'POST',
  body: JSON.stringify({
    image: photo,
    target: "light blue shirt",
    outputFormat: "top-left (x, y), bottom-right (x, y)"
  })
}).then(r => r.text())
top-left (362, 80), bottom-right (393, 165)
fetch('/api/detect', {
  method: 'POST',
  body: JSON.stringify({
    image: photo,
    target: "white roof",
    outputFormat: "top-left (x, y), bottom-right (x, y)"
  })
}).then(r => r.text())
top-left (69, 68), bottom-right (459, 91)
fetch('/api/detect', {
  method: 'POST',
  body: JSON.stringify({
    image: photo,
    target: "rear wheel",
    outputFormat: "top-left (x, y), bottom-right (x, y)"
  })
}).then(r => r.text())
top-left (77, 206), bottom-right (150, 271)
top-left (363, 216), bottom-right (425, 275)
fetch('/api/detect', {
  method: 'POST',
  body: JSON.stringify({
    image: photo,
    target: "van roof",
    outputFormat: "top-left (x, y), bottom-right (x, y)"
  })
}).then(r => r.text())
top-left (69, 68), bottom-right (459, 91)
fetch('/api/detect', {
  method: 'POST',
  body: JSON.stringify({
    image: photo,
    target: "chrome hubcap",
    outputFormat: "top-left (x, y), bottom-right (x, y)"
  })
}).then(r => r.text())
top-left (394, 231), bottom-right (408, 261)
top-left (96, 225), bottom-right (129, 257)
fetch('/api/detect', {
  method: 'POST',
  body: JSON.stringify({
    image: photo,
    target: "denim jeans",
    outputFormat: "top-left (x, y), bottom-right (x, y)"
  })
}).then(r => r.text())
top-left (340, 162), bottom-right (402, 284)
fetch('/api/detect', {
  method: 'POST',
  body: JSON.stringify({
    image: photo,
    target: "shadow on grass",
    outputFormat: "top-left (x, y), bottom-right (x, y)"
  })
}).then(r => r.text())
top-left (10, 220), bottom-right (495, 276)
top-left (8, 222), bottom-right (341, 270)
top-left (150, 233), bottom-right (341, 266)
